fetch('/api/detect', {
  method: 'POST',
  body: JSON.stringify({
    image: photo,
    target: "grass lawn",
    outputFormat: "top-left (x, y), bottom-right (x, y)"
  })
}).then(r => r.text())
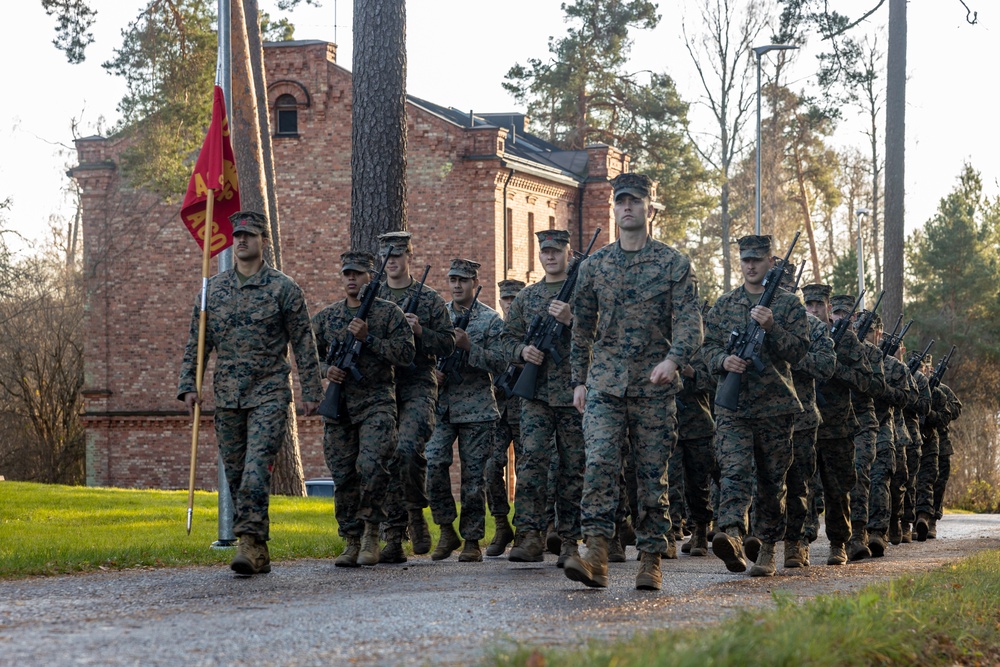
top-left (0, 481), bottom-right (488, 577)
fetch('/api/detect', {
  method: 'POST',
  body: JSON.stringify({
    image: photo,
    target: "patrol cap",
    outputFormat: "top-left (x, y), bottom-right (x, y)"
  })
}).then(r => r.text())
top-left (801, 283), bottom-right (832, 303)
top-left (341, 250), bottom-right (374, 273)
top-left (448, 258), bottom-right (481, 279)
top-left (536, 229), bottom-right (571, 250)
top-left (377, 231), bottom-right (412, 256)
top-left (497, 279), bottom-right (526, 299)
top-left (830, 294), bottom-right (855, 313)
top-left (737, 235), bottom-right (772, 260)
top-left (610, 172), bottom-right (653, 200)
top-left (230, 211), bottom-right (268, 236)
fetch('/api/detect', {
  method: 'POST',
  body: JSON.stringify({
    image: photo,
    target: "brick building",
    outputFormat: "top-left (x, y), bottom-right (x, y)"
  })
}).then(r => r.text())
top-left (72, 40), bottom-right (630, 490)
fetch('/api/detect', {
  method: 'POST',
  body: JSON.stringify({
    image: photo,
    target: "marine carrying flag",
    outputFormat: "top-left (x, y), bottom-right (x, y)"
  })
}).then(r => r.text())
top-left (180, 85), bottom-right (241, 257)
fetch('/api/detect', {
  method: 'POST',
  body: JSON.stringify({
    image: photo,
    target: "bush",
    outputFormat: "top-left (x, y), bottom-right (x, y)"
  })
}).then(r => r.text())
top-left (951, 480), bottom-right (1000, 513)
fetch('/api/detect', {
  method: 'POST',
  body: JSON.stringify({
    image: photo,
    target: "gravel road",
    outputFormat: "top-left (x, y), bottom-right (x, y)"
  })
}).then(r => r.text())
top-left (1, 514), bottom-right (997, 666)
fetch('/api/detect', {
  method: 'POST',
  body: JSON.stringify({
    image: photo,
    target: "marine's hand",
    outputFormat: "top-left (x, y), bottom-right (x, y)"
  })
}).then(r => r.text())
top-left (348, 318), bottom-right (368, 340)
top-left (723, 354), bottom-right (749, 373)
top-left (183, 392), bottom-right (200, 415)
top-left (327, 366), bottom-right (347, 384)
top-left (521, 345), bottom-right (545, 366)
top-left (650, 359), bottom-right (679, 386)
top-left (548, 300), bottom-right (572, 325)
top-left (405, 313), bottom-right (422, 336)
top-left (573, 385), bottom-right (587, 414)
top-left (302, 401), bottom-right (319, 416)
top-left (750, 305), bottom-right (774, 332)
top-left (455, 328), bottom-right (471, 352)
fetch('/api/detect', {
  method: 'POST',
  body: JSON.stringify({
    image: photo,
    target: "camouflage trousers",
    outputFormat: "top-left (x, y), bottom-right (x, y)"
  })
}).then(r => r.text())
top-left (933, 454), bottom-right (951, 520)
top-left (215, 403), bottom-right (288, 541)
top-left (915, 426), bottom-right (940, 516)
top-left (902, 418), bottom-right (923, 525)
top-left (714, 412), bottom-right (794, 543)
top-left (514, 400), bottom-right (585, 540)
top-left (850, 421), bottom-right (879, 527)
top-left (383, 395), bottom-right (437, 528)
top-left (673, 436), bottom-right (715, 527)
top-left (867, 416), bottom-right (896, 534)
top-left (581, 390), bottom-right (676, 554)
top-left (889, 413), bottom-right (911, 529)
top-left (426, 419), bottom-right (495, 541)
top-left (816, 435), bottom-right (857, 545)
top-left (486, 412), bottom-right (520, 517)
top-left (784, 427), bottom-right (818, 542)
top-left (323, 410), bottom-right (397, 537)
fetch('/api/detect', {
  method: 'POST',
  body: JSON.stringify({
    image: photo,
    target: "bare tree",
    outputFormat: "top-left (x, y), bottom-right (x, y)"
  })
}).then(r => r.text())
top-left (683, 0), bottom-right (769, 290)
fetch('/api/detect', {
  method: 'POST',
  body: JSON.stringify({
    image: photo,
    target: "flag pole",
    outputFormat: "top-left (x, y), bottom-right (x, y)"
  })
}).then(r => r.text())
top-left (187, 194), bottom-right (216, 534)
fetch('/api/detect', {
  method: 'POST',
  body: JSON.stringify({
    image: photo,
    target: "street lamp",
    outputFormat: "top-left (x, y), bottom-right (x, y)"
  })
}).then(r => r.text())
top-left (753, 44), bottom-right (799, 236)
top-left (856, 207), bottom-right (870, 309)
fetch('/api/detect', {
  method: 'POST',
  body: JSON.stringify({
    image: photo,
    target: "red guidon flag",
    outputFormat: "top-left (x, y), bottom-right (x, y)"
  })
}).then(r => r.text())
top-left (180, 85), bottom-right (240, 256)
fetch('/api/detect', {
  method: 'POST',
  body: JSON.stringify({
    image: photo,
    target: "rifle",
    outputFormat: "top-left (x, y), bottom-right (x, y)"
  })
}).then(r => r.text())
top-left (715, 231), bottom-right (800, 411)
top-left (791, 262), bottom-right (805, 291)
top-left (853, 289), bottom-right (885, 344)
top-left (493, 314), bottom-right (543, 399)
top-left (511, 228), bottom-right (602, 400)
top-left (436, 285), bottom-right (482, 387)
top-left (402, 264), bottom-right (431, 314)
top-left (880, 317), bottom-right (912, 359)
top-left (317, 247), bottom-right (394, 420)
top-left (700, 298), bottom-right (710, 317)
top-left (907, 339), bottom-right (935, 375)
top-left (830, 290), bottom-right (866, 347)
top-left (929, 345), bottom-right (956, 389)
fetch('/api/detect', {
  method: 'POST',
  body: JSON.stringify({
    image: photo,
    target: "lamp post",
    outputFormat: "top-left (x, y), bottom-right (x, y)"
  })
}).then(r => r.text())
top-left (856, 207), bottom-right (870, 309)
top-left (753, 44), bottom-right (799, 236)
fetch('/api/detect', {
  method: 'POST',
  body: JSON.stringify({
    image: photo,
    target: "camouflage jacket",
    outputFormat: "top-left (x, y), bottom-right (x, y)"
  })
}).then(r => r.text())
top-left (903, 369), bottom-right (933, 435)
top-left (851, 340), bottom-right (887, 430)
top-left (874, 353), bottom-right (915, 422)
top-left (791, 312), bottom-right (837, 432)
top-left (571, 238), bottom-right (703, 398)
top-left (676, 348), bottom-right (716, 440)
top-left (311, 298), bottom-right (415, 424)
top-left (437, 300), bottom-right (507, 423)
top-left (703, 286), bottom-right (810, 418)
top-left (500, 280), bottom-right (575, 407)
top-left (817, 328), bottom-right (871, 439)
top-left (937, 383), bottom-right (962, 455)
top-left (178, 265), bottom-right (324, 409)
top-left (377, 280), bottom-right (455, 402)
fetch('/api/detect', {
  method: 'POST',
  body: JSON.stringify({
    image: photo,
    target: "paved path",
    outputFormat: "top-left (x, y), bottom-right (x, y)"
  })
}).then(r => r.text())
top-left (1, 514), bottom-right (998, 666)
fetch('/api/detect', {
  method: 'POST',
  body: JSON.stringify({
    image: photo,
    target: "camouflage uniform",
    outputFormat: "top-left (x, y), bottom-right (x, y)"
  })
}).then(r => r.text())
top-left (501, 266), bottom-right (585, 541)
top-left (571, 237), bottom-right (702, 554)
top-left (178, 258), bottom-right (323, 543)
top-left (902, 366), bottom-right (932, 527)
top-left (673, 349), bottom-right (718, 530)
top-left (704, 273), bottom-right (809, 547)
top-left (311, 260), bottom-right (415, 537)
top-left (889, 390), bottom-right (914, 541)
top-left (814, 296), bottom-right (871, 549)
top-left (867, 350), bottom-right (914, 539)
top-left (426, 264), bottom-right (508, 542)
top-left (784, 311), bottom-right (836, 543)
top-left (375, 236), bottom-right (456, 531)
top-left (915, 382), bottom-right (949, 517)
top-left (848, 334), bottom-right (886, 541)
top-left (933, 383), bottom-right (962, 520)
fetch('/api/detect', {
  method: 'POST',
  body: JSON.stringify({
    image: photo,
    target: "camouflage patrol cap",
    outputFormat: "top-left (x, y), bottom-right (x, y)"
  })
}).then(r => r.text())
top-left (448, 258), bottom-right (481, 279)
top-left (230, 211), bottom-right (268, 236)
top-left (830, 294), bottom-right (855, 314)
top-left (341, 250), bottom-right (374, 273)
top-left (610, 172), bottom-right (653, 200)
top-left (801, 283), bottom-right (832, 303)
top-left (536, 229), bottom-right (571, 249)
top-left (737, 235), bottom-right (772, 260)
top-left (497, 279), bottom-right (526, 299)
top-left (377, 231), bottom-right (412, 256)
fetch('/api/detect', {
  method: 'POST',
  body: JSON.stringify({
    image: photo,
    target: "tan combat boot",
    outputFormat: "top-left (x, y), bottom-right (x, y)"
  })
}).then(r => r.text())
top-left (868, 531), bottom-right (888, 558)
top-left (635, 551), bottom-right (662, 590)
top-left (687, 523), bottom-right (709, 557)
top-left (742, 535), bottom-right (761, 563)
top-left (432, 523), bottom-right (462, 561)
top-left (335, 535), bottom-right (361, 568)
top-left (847, 521), bottom-right (871, 561)
top-left (408, 509), bottom-right (432, 555)
top-left (713, 528), bottom-right (747, 573)
top-left (380, 526), bottom-right (407, 564)
top-left (486, 515), bottom-right (514, 557)
top-left (556, 538), bottom-right (579, 569)
top-left (231, 534), bottom-right (269, 575)
top-left (915, 512), bottom-right (932, 541)
top-left (358, 521), bottom-right (381, 566)
top-left (888, 519), bottom-right (902, 545)
top-left (927, 517), bottom-right (938, 539)
top-left (607, 524), bottom-right (627, 563)
top-left (900, 521), bottom-right (912, 544)
top-left (458, 539), bottom-right (482, 562)
top-left (564, 535), bottom-right (609, 588)
top-left (545, 522), bottom-right (561, 555)
top-left (827, 542), bottom-right (848, 565)
top-left (508, 529), bottom-right (544, 563)
top-left (748, 542), bottom-right (776, 577)
top-left (664, 531), bottom-right (678, 560)
top-left (783, 540), bottom-right (805, 568)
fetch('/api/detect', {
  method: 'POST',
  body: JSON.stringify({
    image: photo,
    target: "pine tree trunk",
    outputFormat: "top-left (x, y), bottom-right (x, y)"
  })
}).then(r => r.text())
top-left (720, 178), bottom-right (732, 291)
top-left (351, 0), bottom-right (408, 253)
top-left (883, 0), bottom-right (906, 327)
top-left (232, 0), bottom-right (305, 497)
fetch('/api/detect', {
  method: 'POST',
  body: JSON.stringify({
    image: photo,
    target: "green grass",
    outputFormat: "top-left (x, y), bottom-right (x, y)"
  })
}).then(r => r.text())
top-left (486, 548), bottom-right (1000, 667)
top-left (0, 481), bottom-right (492, 577)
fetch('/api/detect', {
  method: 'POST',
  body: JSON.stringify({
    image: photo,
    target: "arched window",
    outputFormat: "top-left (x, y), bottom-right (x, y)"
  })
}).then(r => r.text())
top-left (275, 94), bottom-right (298, 136)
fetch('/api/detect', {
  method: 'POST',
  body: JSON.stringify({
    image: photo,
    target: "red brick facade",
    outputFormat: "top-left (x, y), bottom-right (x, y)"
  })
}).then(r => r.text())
top-left (72, 40), bottom-right (627, 491)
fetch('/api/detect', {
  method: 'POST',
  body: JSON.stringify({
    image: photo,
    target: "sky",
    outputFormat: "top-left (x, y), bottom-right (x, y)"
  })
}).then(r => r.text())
top-left (1, 0), bottom-right (995, 258)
